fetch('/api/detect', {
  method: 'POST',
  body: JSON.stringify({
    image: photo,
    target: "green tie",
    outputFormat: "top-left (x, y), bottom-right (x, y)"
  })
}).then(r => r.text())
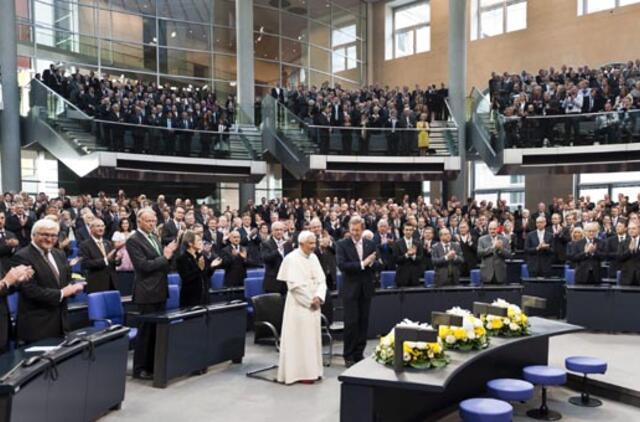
top-left (147, 233), bottom-right (161, 255)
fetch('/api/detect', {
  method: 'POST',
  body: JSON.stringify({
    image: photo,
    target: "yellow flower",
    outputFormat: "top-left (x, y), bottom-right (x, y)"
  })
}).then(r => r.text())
top-left (403, 343), bottom-right (412, 354)
top-left (475, 326), bottom-right (486, 337)
top-left (521, 314), bottom-right (528, 324)
top-left (453, 327), bottom-right (467, 340)
top-left (430, 342), bottom-right (442, 354)
top-left (490, 319), bottom-right (503, 330)
top-left (438, 325), bottom-right (450, 338)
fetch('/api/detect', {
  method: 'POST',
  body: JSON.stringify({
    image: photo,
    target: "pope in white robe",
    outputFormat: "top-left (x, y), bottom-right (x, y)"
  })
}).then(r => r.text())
top-left (276, 231), bottom-right (327, 385)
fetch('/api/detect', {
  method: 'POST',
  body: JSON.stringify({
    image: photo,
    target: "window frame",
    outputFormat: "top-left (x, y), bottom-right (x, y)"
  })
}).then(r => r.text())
top-left (331, 24), bottom-right (358, 73)
top-left (391, 1), bottom-right (430, 59)
top-left (577, 0), bottom-right (640, 16)
top-left (471, 0), bottom-right (527, 41)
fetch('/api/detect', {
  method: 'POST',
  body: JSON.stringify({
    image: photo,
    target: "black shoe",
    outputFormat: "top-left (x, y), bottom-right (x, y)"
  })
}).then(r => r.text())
top-left (344, 360), bottom-right (356, 368)
top-left (134, 370), bottom-right (154, 380)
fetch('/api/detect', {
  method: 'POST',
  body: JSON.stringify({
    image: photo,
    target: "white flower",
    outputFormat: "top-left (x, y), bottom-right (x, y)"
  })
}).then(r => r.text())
top-left (473, 318), bottom-right (483, 328)
top-left (415, 341), bottom-right (428, 350)
top-left (447, 306), bottom-right (471, 317)
top-left (445, 335), bottom-right (457, 344)
top-left (381, 337), bottom-right (392, 347)
top-left (503, 318), bottom-right (511, 325)
top-left (486, 322), bottom-right (492, 329)
top-left (403, 352), bottom-right (411, 362)
top-left (492, 298), bottom-right (510, 308)
top-left (427, 351), bottom-right (434, 359)
top-left (509, 322), bottom-right (520, 331)
top-left (467, 330), bottom-right (476, 340)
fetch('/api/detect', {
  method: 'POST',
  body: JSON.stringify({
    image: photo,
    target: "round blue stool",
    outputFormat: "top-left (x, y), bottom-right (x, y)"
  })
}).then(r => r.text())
top-left (459, 398), bottom-right (513, 422)
top-left (565, 356), bottom-right (607, 407)
top-left (523, 365), bottom-right (567, 421)
top-left (487, 378), bottom-right (535, 402)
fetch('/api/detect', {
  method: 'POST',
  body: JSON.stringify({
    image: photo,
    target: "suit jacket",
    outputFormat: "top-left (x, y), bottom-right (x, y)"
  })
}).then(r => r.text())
top-left (566, 238), bottom-right (604, 284)
top-left (261, 238), bottom-right (293, 294)
top-left (79, 238), bottom-right (118, 293)
top-left (477, 234), bottom-right (512, 283)
top-left (316, 240), bottom-right (338, 290)
top-left (392, 238), bottom-right (424, 287)
top-left (220, 245), bottom-right (248, 287)
top-left (431, 242), bottom-right (464, 286)
top-left (457, 234), bottom-right (478, 276)
top-left (525, 230), bottom-right (555, 277)
top-left (11, 245), bottom-right (72, 344)
top-left (5, 215), bottom-right (34, 247)
top-left (550, 226), bottom-right (570, 263)
top-left (336, 238), bottom-right (381, 300)
top-left (607, 235), bottom-right (627, 278)
top-left (176, 251), bottom-right (212, 307)
top-left (373, 232), bottom-right (396, 270)
top-left (126, 231), bottom-right (170, 304)
top-left (161, 220), bottom-right (181, 246)
top-left (618, 237), bottom-right (640, 285)
top-left (0, 230), bottom-right (18, 275)
top-left (514, 217), bottom-right (534, 249)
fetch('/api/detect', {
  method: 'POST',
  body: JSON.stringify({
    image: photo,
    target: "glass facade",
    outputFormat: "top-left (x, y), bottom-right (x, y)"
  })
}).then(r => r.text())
top-left (16, 0), bottom-right (366, 101)
top-left (472, 161), bottom-right (525, 208)
top-left (578, 172), bottom-right (640, 202)
top-left (253, 0), bottom-right (366, 98)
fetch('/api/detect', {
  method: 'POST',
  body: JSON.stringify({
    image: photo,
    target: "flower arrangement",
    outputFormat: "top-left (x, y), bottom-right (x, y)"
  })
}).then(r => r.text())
top-left (374, 319), bottom-right (450, 369)
top-left (437, 307), bottom-right (489, 351)
top-left (481, 299), bottom-right (530, 337)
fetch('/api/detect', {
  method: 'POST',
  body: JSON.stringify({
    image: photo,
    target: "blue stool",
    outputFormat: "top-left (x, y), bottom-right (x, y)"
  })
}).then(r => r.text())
top-left (523, 365), bottom-right (567, 421)
top-left (565, 356), bottom-right (607, 407)
top-left (459, 398), bottom-right (512, 422)
top-left (470, 269), bottom-right (482, 286)
top-left (487, 378), bottom-right (535, 403)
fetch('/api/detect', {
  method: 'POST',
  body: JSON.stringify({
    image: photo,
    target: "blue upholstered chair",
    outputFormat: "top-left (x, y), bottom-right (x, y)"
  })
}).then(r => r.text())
top-left (210, 269), bottom-right (225, 289)
top-left (380, 271), bottom-right (396, 289)
top-left (565, 356), bottom-right (607, 407)
top-left (336, 272), bottom-right (343, 293)
top-left (244, 277), bottom-right (266, 315)
top-left (69, 247), bottom-right (82, 274)
top-left (521, 263), bottom-right (530, 279)
top-left (565, 268), bottom-right (575, 285)
top-left (167, 273), bottom-right (181, 286)
top-left (487, 378), bottom-right (535, 403)
top-left (87, 291), bottom-right (137, 341)
top-left (523, 365), bottom-right (567, 420)
top-left (616, 270), bottom-right (621, 285)
top-left (67, 290), bottom-right (88, 304)
top-left (459, 398), bottom-right (512, 422)
top-left (166, 285), bottom-right (180, 311)
top-left (470, 269), bottom-right (482, 286)
top-left (246, 268), bottom-right (265, 280)
top-left (423, 270), bottom-right (435, 287)
top-left (7, 293), bottom-right (17, 320)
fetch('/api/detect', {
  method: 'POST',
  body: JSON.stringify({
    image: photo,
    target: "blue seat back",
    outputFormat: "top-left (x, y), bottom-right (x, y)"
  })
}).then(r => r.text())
top-left (380, 271), bottom-right (396, 289)
top-left (166, 285), bottom-right (180, 310)
top-left (336, 273), bottom-right (343, 293)
top-left (7, 293), bottom-right (18, 317)
top-left (167, 273), bottom-right (181, 286)
top-left (246, 268), bottom-right (265, 280)
top-left (616, 270), bottom-right (621, 285)
top-left (210, 269), bottom-right (225, 289)
top-left (88, 291), bottom-right (124, 328)
top-left (68, 290), bottom-right (88, 304)
top-left (521, 263), bottom-right (529, 279)
top-left (565, 268), bottom-right (575, 285)
top-left (423, 270), bottom-right (435, 287)
top-left (69, 247), bottom-right (82, 273)
top-left (244, 277), bottom-right (265, 300)
top-left (470, 269), bottom-right (482, 286)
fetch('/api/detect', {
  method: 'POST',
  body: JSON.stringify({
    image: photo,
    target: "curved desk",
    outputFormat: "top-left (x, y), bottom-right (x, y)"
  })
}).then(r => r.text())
top-left (339, 317), bottom-right (581, 422)
top-left (566, 285), bottom-right (640, 332)
top-left (367, 285), bottom-right (523, 338)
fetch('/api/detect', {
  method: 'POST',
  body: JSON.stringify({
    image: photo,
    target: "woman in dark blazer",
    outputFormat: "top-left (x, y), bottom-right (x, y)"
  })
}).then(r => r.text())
top-left (176, 231), bottom-right (222, 307)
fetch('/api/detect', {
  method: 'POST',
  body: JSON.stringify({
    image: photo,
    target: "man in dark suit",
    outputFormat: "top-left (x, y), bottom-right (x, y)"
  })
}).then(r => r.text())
top-left (514, 210), bottom-right (534, 250)
top-left (618, 222), bottom-right (640, 286)
top-left (5, 203), bottom-right (34, 248)
top-left (0, 265), bottom-right (34, 352)
top-left (549, 213), bottom-right (570, 264)
top-left (373, 219), bottom-right (396, 270)
top-left (129, 106), bottom-right (147, 153)
top-left (161, 206), bottom-right (185, 246)
top-left (177, 111), bottom-right (194, 156)
top-left (79, 219), bottom-right (119, 293)
top-left (385, 109), bottom-right (401, 155)
top-left (314, 107), bottom-right (331, 155)
top-left (109, 103), bottom-right (127, 152)
top-left (203, 218), bottom-right (224, 256)
top-left (11, 219), bottom-right (85, 344)
top-left (160, 111), bottom-right (178, 155)
top-left (525, 216), bottom-right (555, 277)
top-left (392, 223), bottom-right (423, 287)
top-left (607, 221), bottom-right (627, 278)
top-left (399, 108), bottom-right (416, 155)
top-left (431, 228), bottom-right (464, 287)
top-left (0, 211), bottom-right (19, 273)
top-left (220, 231), bottom-right (248, 287)
top-left (567, 223), bottom-right (604, 285)
top-left (336, 216), bottom-right (381, 367)
top-left (261, 222), bottom-right (292, 294)
top-left (456, 221), bottom-right (477, 276)
top-left (127, 208), bottom-right (178, 379)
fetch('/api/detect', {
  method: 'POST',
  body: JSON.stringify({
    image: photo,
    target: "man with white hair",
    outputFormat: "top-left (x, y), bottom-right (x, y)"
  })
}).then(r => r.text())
top-left (11, 218), bottom-right (86, 344)
top-left (276, 231), bottom-right (327, 385)
top-left (525, 216), bottom-right (554, 277)
top-left (567, 222), bottom-right (603, 285)
top-left (477, 221), bottom-right (512, 284)
top-left (261, 221), bottom-right (293, 294)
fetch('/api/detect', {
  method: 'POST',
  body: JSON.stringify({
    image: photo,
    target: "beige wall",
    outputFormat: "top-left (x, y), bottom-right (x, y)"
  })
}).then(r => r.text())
top-left (372, 0), bottom-right (640, 91)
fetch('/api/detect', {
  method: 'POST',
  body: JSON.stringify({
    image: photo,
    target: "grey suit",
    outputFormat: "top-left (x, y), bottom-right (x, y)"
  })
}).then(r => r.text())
top-left (431, 241), bottom-right (464, 287)
top-left (477, 234), bottom-right (512, 284)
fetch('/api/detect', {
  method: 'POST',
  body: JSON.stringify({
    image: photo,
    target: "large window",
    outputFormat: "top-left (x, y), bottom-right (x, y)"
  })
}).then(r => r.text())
top-left (332, 25), bottom-right (357, 73)
top-left (390, 1), bottom-right (430, 59)
top-left (577, 0), bottom-right (640, 16)
top-left (472, 162), bottom-right (525, 208)
top-left (470, 0), bottom-right (527, 41)
top-left (577, 172), bottom-right (640, 202)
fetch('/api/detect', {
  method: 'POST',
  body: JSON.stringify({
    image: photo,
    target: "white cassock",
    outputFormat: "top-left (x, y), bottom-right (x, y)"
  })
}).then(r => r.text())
top-left (276, 248), bottom-right (327, 385)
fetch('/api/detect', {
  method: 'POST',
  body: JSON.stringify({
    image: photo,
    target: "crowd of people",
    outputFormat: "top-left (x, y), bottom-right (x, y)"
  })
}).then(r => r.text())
top-left (488, 61), bottom-right (640, 147)
top-left (3, 187), bottom-right (640, 371)
top-left (38, 65), bottom-right (236, 157)
top-left (274, 82), bottom-right (449, 155)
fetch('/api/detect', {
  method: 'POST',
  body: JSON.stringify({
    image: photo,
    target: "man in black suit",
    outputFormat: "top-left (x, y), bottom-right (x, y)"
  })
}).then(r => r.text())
top-left (618, 222), bottom-right (640, 286)
top-left (392, 223), bottom-right (423, 287)
top-left (129, 106), bottom-right (147, 153)
top-left (177, 111), bottom-right (194, 156)
top-left (161, 206), bottom-right (185, 246)
top-left (431, 228), bottom-right (464, 287)
top-left (0, 211), bottom-right (19, 273)
top-left (525, 216), bottom-right (555, 277)
top-left (5, 203), bottom-right (34, 248)
top-left (79, 219), bottom-right (119, 293)
top-left (607, 221), bottom-right (627, 278)
top-left (385, 109), bottom-right (401, 156)
top-left (11, 219), bottom-right (85, 344)
top-left (336, 216), bottom-right (381, 367)
top-left (203, 218), bottom-right (224, 256)
top-left (399, 108), bottom-right (415, 155)
top-left (373, 219), bottom-right (396, 270)
top-left (0, 266), bottom-right (34, 352)
top-left (456, 221), bottom-right (477, 276)
top-left (109, 104), bottom-right (127, 152)
top-left (261, 222), bottom-right (292, 294)
top-left (220, 231), bottom-right (248, 287)
top-left (126, 208), bottom-right (178, 379)
top-left (549, 213), bottom-right (569, 264)
top-left (160, 111), bottom-right (178, 155)
top-left (567, 223), bottom-right (604, 285)
top-left (514, 210), bottom-right (533, 250)
top-left (314, 106), bottom-right (331, 155)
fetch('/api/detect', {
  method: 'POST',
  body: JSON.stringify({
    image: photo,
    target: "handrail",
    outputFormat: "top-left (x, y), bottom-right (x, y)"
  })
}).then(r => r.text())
top-left (30, 79), bottom-right (92, 120)
top-left (92, 118), bottom-right (238, 135)
top-left (495, 108), bottom-right (640, 121)
top-left (444, 98), bottom-right (459, 128)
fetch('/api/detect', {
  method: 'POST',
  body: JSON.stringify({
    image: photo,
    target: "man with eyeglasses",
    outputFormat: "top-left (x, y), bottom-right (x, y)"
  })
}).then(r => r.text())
top-left (11, 219), bottom-right (86, 344)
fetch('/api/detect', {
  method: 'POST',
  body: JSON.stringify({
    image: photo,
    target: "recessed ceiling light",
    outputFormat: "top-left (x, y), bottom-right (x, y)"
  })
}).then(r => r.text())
top-left (170, 31), bottom-right (176, 38)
